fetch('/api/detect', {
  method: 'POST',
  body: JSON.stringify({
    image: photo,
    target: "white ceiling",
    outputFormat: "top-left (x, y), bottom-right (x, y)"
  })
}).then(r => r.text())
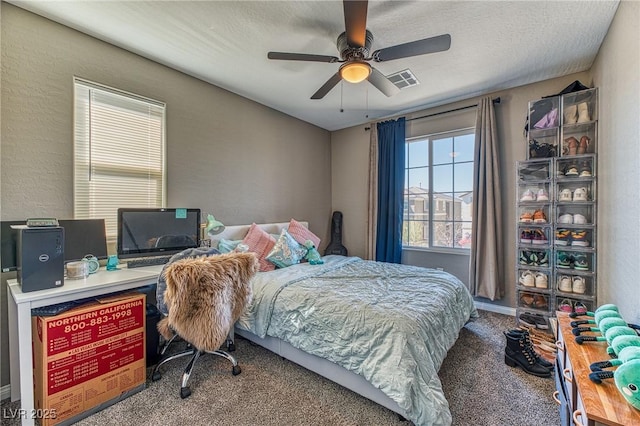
top-left (10, 1), bottom-right (619, 131)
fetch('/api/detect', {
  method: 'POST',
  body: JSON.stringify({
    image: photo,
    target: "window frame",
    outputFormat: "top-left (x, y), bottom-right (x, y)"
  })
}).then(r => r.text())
top-left (73, 77), bottom-right (167, 243)
top-left (403, 127), bottom-right (475, 253)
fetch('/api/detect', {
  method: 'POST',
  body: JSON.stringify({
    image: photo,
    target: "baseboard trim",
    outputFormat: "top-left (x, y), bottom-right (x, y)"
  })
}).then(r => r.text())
top-left (474, 301), bottom-right (516, 317)
top-left (1, 384), bottom-right (11, 402)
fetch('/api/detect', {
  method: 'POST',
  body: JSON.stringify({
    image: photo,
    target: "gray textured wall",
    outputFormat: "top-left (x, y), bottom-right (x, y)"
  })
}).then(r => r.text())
top-left (1, 4), bottom-right (331, 388)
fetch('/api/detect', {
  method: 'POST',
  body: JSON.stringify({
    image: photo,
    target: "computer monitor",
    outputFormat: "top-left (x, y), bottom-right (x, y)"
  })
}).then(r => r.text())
top-left (117, 208), bottom-right (200, 259)
top-left (58, 219), bottom-right (108, 263)
top-left (1, 220), bottom-right (25, 272)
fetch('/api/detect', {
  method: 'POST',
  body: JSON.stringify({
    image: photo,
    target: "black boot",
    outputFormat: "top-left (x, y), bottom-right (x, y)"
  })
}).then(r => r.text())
top-left (506, 329), bottom-right (554, 370)
top-left (504, 331), bottom-right (551, 377)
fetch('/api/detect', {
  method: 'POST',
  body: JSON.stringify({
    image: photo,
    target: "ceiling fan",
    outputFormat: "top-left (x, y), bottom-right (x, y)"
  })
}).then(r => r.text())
top-left (267, 0), bottom-right (451, 100)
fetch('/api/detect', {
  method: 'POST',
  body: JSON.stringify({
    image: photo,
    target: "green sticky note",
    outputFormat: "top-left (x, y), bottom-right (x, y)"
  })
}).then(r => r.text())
top-left (175, 208), bottom-right (187, 219)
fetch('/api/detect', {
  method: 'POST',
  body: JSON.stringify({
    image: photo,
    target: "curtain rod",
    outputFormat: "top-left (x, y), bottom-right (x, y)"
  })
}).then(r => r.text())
top-left (408, 97), bottom-right (500, 122)
top-left (364, 97), bottom-right (501, 130)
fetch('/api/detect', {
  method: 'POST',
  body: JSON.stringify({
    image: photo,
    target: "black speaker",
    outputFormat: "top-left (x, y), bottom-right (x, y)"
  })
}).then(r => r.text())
top-left (17, 227), bottom-right (65, 292)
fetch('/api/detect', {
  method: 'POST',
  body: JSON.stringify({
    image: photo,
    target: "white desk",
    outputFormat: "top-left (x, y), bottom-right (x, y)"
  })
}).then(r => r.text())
top-left (7, 265), bottom-right (164, 426)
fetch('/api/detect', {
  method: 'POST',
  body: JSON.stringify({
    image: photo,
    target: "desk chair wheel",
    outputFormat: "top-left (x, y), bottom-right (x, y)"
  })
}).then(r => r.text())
top-left (152, 371), bottom-right (162, 381)
top-left (232, 365), bottom-right (241, 375)
top-left (180, 387), bottom-right (191, 399)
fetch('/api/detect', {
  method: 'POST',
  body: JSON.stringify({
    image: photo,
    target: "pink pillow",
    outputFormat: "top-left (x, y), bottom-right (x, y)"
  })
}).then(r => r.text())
top-left (288, 218), bottom-right (321, 248)
top-left (242, 223), bottom-right (276, 272)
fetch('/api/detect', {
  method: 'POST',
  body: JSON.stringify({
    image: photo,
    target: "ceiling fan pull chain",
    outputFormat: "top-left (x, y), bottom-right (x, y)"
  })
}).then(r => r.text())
top-left (340, 81), bottom-right (344, 113)
top-left (365, 86), bottom-right (369, 118)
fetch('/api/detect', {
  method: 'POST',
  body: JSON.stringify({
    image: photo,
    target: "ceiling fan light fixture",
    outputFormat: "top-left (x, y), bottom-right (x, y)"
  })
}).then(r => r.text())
top-left (339, 61), bottom-right (371, 83)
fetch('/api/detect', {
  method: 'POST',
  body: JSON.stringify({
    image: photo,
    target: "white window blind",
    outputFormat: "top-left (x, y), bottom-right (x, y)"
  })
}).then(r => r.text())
top-left (74, 78), bottom-right (166, 241)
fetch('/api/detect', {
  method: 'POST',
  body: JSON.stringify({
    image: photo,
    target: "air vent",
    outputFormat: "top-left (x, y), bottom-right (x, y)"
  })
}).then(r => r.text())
top-left (387, 69), bottom-right (420, 89)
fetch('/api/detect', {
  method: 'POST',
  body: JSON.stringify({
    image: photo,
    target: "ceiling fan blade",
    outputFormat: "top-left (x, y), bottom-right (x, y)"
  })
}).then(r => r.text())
top-left (343, 0), bottom-right (368, 47)
top-left (268, 52), bottom-right (340, 63)
top-left (368, 67), bottom-right (400, 97)
top-left (311, 72), bottom-right (343, 100)
top-left (372, 33), bottom-right (451, 62)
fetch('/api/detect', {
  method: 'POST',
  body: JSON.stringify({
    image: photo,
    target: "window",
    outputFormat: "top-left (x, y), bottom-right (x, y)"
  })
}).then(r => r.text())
top-left (403, 129), bottom-right (474, 250)
top-left (74, 78), bottom-right (166, 242)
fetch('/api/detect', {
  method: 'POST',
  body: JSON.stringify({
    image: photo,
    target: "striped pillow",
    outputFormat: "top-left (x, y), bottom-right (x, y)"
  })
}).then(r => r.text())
top-left (241, 223), bottom-right (277, 272)
top-left (288, 218), bottom-right (321, 248)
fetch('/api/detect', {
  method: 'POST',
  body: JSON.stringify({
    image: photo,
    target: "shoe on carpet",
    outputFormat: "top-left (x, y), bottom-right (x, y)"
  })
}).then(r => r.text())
top-left (504, 330), bottom-right (552, 377)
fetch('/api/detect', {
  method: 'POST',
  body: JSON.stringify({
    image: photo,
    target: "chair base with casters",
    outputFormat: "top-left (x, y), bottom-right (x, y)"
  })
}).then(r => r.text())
top-left (153, 252), bottom-right (259, 399)
top-left (151, 333), bottom-right (241, 399)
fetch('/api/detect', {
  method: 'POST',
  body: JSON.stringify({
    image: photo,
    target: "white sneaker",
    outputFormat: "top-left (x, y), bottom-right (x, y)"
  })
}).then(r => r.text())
top-left (536, 188), bottom-right (549, 201)
top-left (573, 187), bottom-right (588, 201)
top-left (558, 188), bottom-right (572, 202)
top-left (573, 214), bottom-right (588, 225)
top-left (520, 189), bottom-right (535, 202)
top-left (558, 214), bottom-right (574, 224)
top-left (558, 275), bottom-right (572, 293)
top-left (519, 270), bottom-right (535, 287)
top-left (572, 276), bottom-right (586, 294)
top-left (535, 272), bottom-right (548, 289)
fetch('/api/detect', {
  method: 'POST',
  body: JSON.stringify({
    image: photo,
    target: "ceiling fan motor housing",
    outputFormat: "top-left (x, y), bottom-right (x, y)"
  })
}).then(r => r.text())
top-left (337, 30), bottom-right (374, 60)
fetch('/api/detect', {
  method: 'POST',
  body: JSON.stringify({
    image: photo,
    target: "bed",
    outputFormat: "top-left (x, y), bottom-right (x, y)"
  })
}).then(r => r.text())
top-left (213, 222), bottom-right (478, 426)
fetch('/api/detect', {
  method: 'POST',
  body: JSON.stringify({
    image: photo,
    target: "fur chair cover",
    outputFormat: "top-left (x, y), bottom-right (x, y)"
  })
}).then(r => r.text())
top-left (157, 252), bottom-right (259, 352)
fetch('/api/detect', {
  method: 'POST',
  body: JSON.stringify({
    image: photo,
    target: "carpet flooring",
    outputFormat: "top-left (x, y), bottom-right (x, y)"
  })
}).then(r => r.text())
top-left (1, 310), bottom-right (559, 425)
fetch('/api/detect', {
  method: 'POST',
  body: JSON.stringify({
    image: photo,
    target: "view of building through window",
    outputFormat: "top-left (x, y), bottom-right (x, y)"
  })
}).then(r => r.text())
top-left (403, 129), bottom-right (474, 249)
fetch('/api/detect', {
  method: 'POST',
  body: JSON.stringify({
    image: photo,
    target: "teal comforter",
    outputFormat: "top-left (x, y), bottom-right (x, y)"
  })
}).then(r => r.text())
top-left (237, 255), bottom-right (478, 426)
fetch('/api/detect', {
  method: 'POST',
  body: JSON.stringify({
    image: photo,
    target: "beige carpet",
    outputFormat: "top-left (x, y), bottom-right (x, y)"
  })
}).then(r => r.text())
top-left (1, 310), bottom-right (559, 425)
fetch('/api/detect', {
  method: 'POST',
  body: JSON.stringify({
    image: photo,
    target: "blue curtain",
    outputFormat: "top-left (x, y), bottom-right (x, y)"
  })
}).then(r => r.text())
top-left (375, 117), bottom-right (405, 263)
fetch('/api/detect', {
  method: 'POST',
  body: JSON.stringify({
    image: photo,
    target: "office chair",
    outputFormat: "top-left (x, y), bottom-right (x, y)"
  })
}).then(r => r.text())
top-left (151, 251), bottom-right (259, 398)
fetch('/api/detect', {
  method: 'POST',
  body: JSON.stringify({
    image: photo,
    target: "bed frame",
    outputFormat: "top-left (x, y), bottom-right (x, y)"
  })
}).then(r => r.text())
top-left (213, 222), bottom-right (407, 418)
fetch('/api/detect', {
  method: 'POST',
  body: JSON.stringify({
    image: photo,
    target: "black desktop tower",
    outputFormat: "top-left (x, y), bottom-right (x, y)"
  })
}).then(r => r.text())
top-left (17, 227), bottom-right (65, 292)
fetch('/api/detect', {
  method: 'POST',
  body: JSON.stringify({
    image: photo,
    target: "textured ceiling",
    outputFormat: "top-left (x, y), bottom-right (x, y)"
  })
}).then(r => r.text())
top-left (10, 1), bottom-right (619, 131)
